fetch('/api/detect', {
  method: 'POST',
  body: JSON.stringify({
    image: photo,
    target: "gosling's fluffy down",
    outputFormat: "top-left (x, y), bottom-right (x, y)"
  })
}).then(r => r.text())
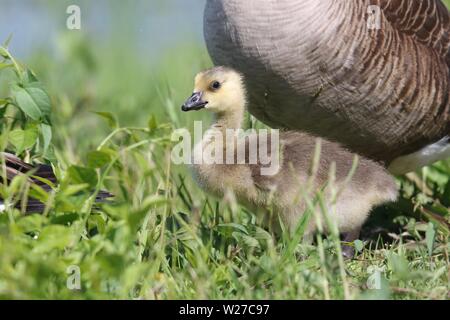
top-left (182, 67), bottom-right (398, 238)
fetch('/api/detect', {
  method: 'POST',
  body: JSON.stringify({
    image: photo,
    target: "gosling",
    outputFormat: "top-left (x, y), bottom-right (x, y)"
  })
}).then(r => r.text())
top-left (181, 67), bottom-right (398, 256)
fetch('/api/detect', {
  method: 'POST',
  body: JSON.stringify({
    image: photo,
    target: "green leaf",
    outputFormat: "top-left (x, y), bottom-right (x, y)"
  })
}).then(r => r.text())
top-left (40, 123), bottom-right (52, 154)
top-left (0, 46), bottom-right (8, 59)
top-left (88, 214), bottom-right (107, 234)
top-left (141, 195), bottom-right (167, 209)
top-left (94, 111), bottom-right (118, 129)
top-left (234, 233), bottom-right (260, 249)
top-left (217, 223), bottom-right (249, 235)
top-left (3, 34), bottom-right (13, 48)
top-left (0, 62), bottom-right (12, 71)
top-left (23, 69), bottom-right (38, 84)
top-left (254, 226), bottom-right (273, 241)
top-left (16, 214), bottom-right (47, 233)
top-left (28, 183), bottom-right (50, 204)
top-left (31, 174), bottom-right (56, 190)
top-left (354, 239), bottom-right (365, 253)
top-left (50, 213), bottom-right (80, 225)
top-left (11, 83), bottom-right (51, 121)
top-left (388, 253), bottom-right (410, 280)
top-left (61, 184), bottom-right (92, 197)
top-left (87, 150), bottom-right (112, 168)
top-left (426, 222), bottom-right (436, 256)
top-left (148, 114), bottom-right (158, 131)
top-left (8, 126), bottom-right (39, 154)
top-left (33, 225), bottom-right (74, 253)
top-left (67, 165), bottom-right (98, 189)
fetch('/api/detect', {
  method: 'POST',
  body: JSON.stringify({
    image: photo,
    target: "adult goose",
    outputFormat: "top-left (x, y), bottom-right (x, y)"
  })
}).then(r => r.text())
top-left (204, 0), bottom-right (450, 174)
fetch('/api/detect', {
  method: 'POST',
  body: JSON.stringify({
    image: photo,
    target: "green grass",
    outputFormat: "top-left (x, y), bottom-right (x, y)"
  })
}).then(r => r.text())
top-left (0, 22), bottom-right (449, 299)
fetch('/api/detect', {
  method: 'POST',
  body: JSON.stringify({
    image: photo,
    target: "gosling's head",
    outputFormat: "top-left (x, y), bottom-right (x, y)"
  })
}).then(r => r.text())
top-left (182, 66), bottom-right (247, 114)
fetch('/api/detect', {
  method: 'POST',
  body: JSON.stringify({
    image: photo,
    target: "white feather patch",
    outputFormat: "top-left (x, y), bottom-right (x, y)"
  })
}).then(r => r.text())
top-left (389, 137), bottom-right (450, 174)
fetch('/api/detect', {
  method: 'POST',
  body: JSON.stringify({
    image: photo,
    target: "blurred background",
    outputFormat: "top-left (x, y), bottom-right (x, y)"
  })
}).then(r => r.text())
top-left (0, 0), bottom-right (210, 158)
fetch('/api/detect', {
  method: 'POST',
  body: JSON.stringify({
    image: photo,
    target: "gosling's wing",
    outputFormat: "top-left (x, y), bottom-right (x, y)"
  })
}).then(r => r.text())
top-left (235, 133), bottom-right (278, 192)
top-left (247, 131), bottom-right (321, 192)
top-left (248, 132), bottom-right (370, 193)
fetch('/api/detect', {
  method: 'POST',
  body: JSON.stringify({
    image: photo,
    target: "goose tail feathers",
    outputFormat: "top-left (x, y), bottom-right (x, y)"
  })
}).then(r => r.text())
top-left (0, 152), bottom-right (113, 214)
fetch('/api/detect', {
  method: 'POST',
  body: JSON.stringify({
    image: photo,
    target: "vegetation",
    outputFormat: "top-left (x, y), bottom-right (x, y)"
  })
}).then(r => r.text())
top-left (0, 4), bottom-right (448, 300)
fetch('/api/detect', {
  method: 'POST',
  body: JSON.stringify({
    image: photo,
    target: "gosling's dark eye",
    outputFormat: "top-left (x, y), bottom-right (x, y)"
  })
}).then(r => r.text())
top-left (211, 81), bottom-right (221, 90)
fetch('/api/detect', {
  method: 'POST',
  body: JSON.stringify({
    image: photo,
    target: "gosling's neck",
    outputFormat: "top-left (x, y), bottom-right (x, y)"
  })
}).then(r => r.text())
top-left (199, 108), bottom-right (245, 156)
top-left (210, 110), bottom-right (244, 133)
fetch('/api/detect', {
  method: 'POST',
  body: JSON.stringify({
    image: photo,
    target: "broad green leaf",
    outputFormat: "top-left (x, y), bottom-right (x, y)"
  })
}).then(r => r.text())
top-left (11, 83), bottom-right (51, 121)
top-left (33, 225), bottom-right (74, 253)
top-left (11, 85), bottom-right (41, 119)
top-left (87, 150), bottom-right (112, 168)
top-left (94, 111), bottom-right (118, 129)
top-left (16, 214), bottom-right (47, 233)
top-left (388, 253), bottom-right (410, 280)
top-left (127, 210), bottom-right (149, 233)
top-left (354, 239), bottom-right (365, 253)
top-left (40, 123), bottom-right (52, 153)
top-left (218, 223), bottom-right (249, 235)
top-left (67, 165), bottom-right (98, 189)
top-left (88, 214), bottom-right (107, 234)
top-left (234, 233), bottom-right (260, 249)
top-left (50, 213), bottom-right (80, 225)
top-left (254, 226), bottom-right (273, 241)
top-left (8, 126), bottom-right (39, 154)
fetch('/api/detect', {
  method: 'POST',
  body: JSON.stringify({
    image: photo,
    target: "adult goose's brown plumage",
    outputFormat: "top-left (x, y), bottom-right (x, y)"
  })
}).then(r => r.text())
top-left (204, 0), bottom-right (450, 173)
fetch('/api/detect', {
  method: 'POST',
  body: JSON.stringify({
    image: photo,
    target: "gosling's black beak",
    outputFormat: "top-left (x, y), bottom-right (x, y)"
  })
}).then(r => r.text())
top-left (182, 92), bottom-right (208, 112)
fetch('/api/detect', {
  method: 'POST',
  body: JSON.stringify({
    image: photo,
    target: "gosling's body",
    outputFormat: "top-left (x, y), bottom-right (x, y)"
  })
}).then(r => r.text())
top-left (191, 117), bottom-right (398, 236)
top-left (182, 67), bottom-right (398, 238)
